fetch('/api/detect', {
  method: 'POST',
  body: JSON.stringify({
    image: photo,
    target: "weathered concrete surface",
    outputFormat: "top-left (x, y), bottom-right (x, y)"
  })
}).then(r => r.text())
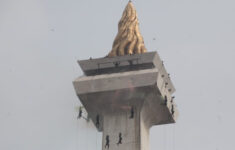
top-left (78, 52), bottom-right (175, 94)
top-left (78, 52), bottom-right (156, 76)
top-left (73, 52), bottom-right (178, 150)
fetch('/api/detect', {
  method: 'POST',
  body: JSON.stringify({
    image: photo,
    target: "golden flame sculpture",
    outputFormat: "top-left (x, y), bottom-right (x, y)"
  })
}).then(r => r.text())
top-left (107, 2), bottom-right (147, 57)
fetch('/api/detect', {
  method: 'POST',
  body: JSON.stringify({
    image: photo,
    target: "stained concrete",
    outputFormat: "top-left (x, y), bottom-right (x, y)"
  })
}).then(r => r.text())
top-left (73, 52), bottom-right (178, 150)
top-left (78, 52), bottom-right (175, 94)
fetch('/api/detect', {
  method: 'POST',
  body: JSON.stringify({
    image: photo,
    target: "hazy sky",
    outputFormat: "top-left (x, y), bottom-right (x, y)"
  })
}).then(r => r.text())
top-left (0, 0), bottom-right (235, 150)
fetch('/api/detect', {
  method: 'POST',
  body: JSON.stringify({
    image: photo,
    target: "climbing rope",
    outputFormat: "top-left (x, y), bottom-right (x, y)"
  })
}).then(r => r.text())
top-left (164, 126), bottom-right (167, 150)
top-left (173, 124), bottom-right (176, 150)
top-left (96, 128), bottom-right (98, 150)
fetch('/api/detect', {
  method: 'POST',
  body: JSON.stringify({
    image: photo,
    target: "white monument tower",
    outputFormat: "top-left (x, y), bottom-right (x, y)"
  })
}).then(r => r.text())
top-left (73, 2), bottom-right (178, 150)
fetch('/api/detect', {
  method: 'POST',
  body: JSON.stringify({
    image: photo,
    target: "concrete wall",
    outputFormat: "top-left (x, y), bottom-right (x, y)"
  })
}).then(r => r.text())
top-left (102, 111), bottom-right (140, 150)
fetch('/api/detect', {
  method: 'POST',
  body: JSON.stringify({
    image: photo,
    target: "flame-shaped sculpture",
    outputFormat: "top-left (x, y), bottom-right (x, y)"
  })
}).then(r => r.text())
top-left (107, 1), bottom-right (147, 57)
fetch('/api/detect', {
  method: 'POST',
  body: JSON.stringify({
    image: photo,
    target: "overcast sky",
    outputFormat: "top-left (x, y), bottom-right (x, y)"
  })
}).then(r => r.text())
top-left (0, 0), bottom-right (235, 150)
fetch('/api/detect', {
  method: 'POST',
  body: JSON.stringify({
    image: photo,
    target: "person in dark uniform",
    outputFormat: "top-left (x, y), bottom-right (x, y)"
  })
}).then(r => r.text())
top-left (77, 106), bottom-right (83, 119)
top-left (117, 133), bottom-right (122, 145)
top-left (96, 115), bottom-right (100, 128)
top-left (130, 106), bottom-right (134, 119)
top-left (164, 96), bottom-right (168, 106)
top-left (171, 105), bottom-right (175, 115)
top-left (105, 135), bottom-right (110, 149)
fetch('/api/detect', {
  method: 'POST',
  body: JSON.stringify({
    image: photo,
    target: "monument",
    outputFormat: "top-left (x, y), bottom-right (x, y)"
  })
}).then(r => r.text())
top-left (73, 2), bottom-right (178, 150)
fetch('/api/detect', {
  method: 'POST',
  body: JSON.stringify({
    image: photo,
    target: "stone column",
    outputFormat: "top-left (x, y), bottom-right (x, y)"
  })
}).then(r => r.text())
top-left (73, 52), bottom-right (177, 150)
